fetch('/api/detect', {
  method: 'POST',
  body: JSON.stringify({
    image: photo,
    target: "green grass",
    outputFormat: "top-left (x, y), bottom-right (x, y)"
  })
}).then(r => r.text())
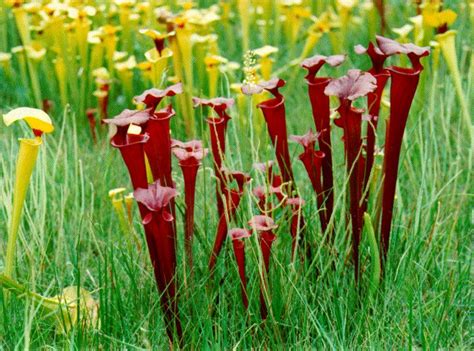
top-left (0, 1), bottom-right (472, 349)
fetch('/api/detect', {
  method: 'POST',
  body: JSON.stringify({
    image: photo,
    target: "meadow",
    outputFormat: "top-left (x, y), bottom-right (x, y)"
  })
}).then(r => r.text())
top-left (0, 0), bottom-right (472, 349)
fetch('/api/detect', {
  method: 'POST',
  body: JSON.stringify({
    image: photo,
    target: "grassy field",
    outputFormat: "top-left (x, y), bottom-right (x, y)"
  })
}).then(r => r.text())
top-left (0, 0), bottom-right (472, 349)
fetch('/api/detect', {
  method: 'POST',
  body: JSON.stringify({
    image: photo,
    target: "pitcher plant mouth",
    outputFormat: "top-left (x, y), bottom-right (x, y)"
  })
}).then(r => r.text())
top-left (387, 66), bottom-right (422, 75)
top-left (206, 116), bottom-right (227, 126)
top-left (257, 96), bottom-right (284, 110)
top-left (17, 137), bottom-right (42, 146)
top-left (111, 133), bottom-right (150, 148)
top-left (306, 76), bottom-right (331, 87)
top-left (152, 105), bottom-right (176, 121)
top-left (301, 54), bottom-right (346, 82)
top-left (133, 83), bottom-right (183, 111)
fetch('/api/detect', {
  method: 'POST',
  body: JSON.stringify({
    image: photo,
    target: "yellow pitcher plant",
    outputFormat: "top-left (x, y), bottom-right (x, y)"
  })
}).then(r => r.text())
top-left (237, 0), bottom-right (250, 52)
top-left (54, 56), bottom-right (68, 107)
top-left (259, 0), bottom-right (273, 43)
top-left (9, 2), bottom-right (31, 45)
top-left (254, 45), bottom-right (278, 81)
top-left (193, 33), bottom-right (219, 86)
top-left (231, 82), bottom-right (248, 130)
top-left (169, 16), bottom-right (195, 136)
top-left (137, 61), bottom-right (154, 86)
top-left (392, 24), bottom-right (414, 43)
top-left (435, 30), bottom-right (472, 141)
top-left (67, 4), bottom-right (97, 68)
top-left (204, 54), bottom-right (228, 97)
top-left (298, 20), bottom-right (325, 61)
top-left (282, 1), bottom-right (311, 50)
top-left (109, 187), bottom-right (137, 251)
top-left (115, 55), bottom-right (137, 101)
top-left (3, 107), bottom-right (54, 281)
top-left (335, 0), bottom-right (357, 53)
top-left (11, 46), bottom-right (29, 91)
top-left (93, 25), bottom-right (121, 73)
top-left (92, 67), bottom-right (112, 119)
top-left (144, 47), bottom-right (173, 87)
top-left (115, 0), bottom-right (136, 52)
top-left (124, 192), bottom-right (135, 225)
top-left (88, 29), bottom-right (105, 71)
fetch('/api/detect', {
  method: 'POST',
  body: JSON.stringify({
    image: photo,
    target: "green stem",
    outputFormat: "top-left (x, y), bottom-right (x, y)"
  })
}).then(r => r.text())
top-left (0, 273), bottom-right (59, 310)
top-left (363, 212), bottom-right (381, 301)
